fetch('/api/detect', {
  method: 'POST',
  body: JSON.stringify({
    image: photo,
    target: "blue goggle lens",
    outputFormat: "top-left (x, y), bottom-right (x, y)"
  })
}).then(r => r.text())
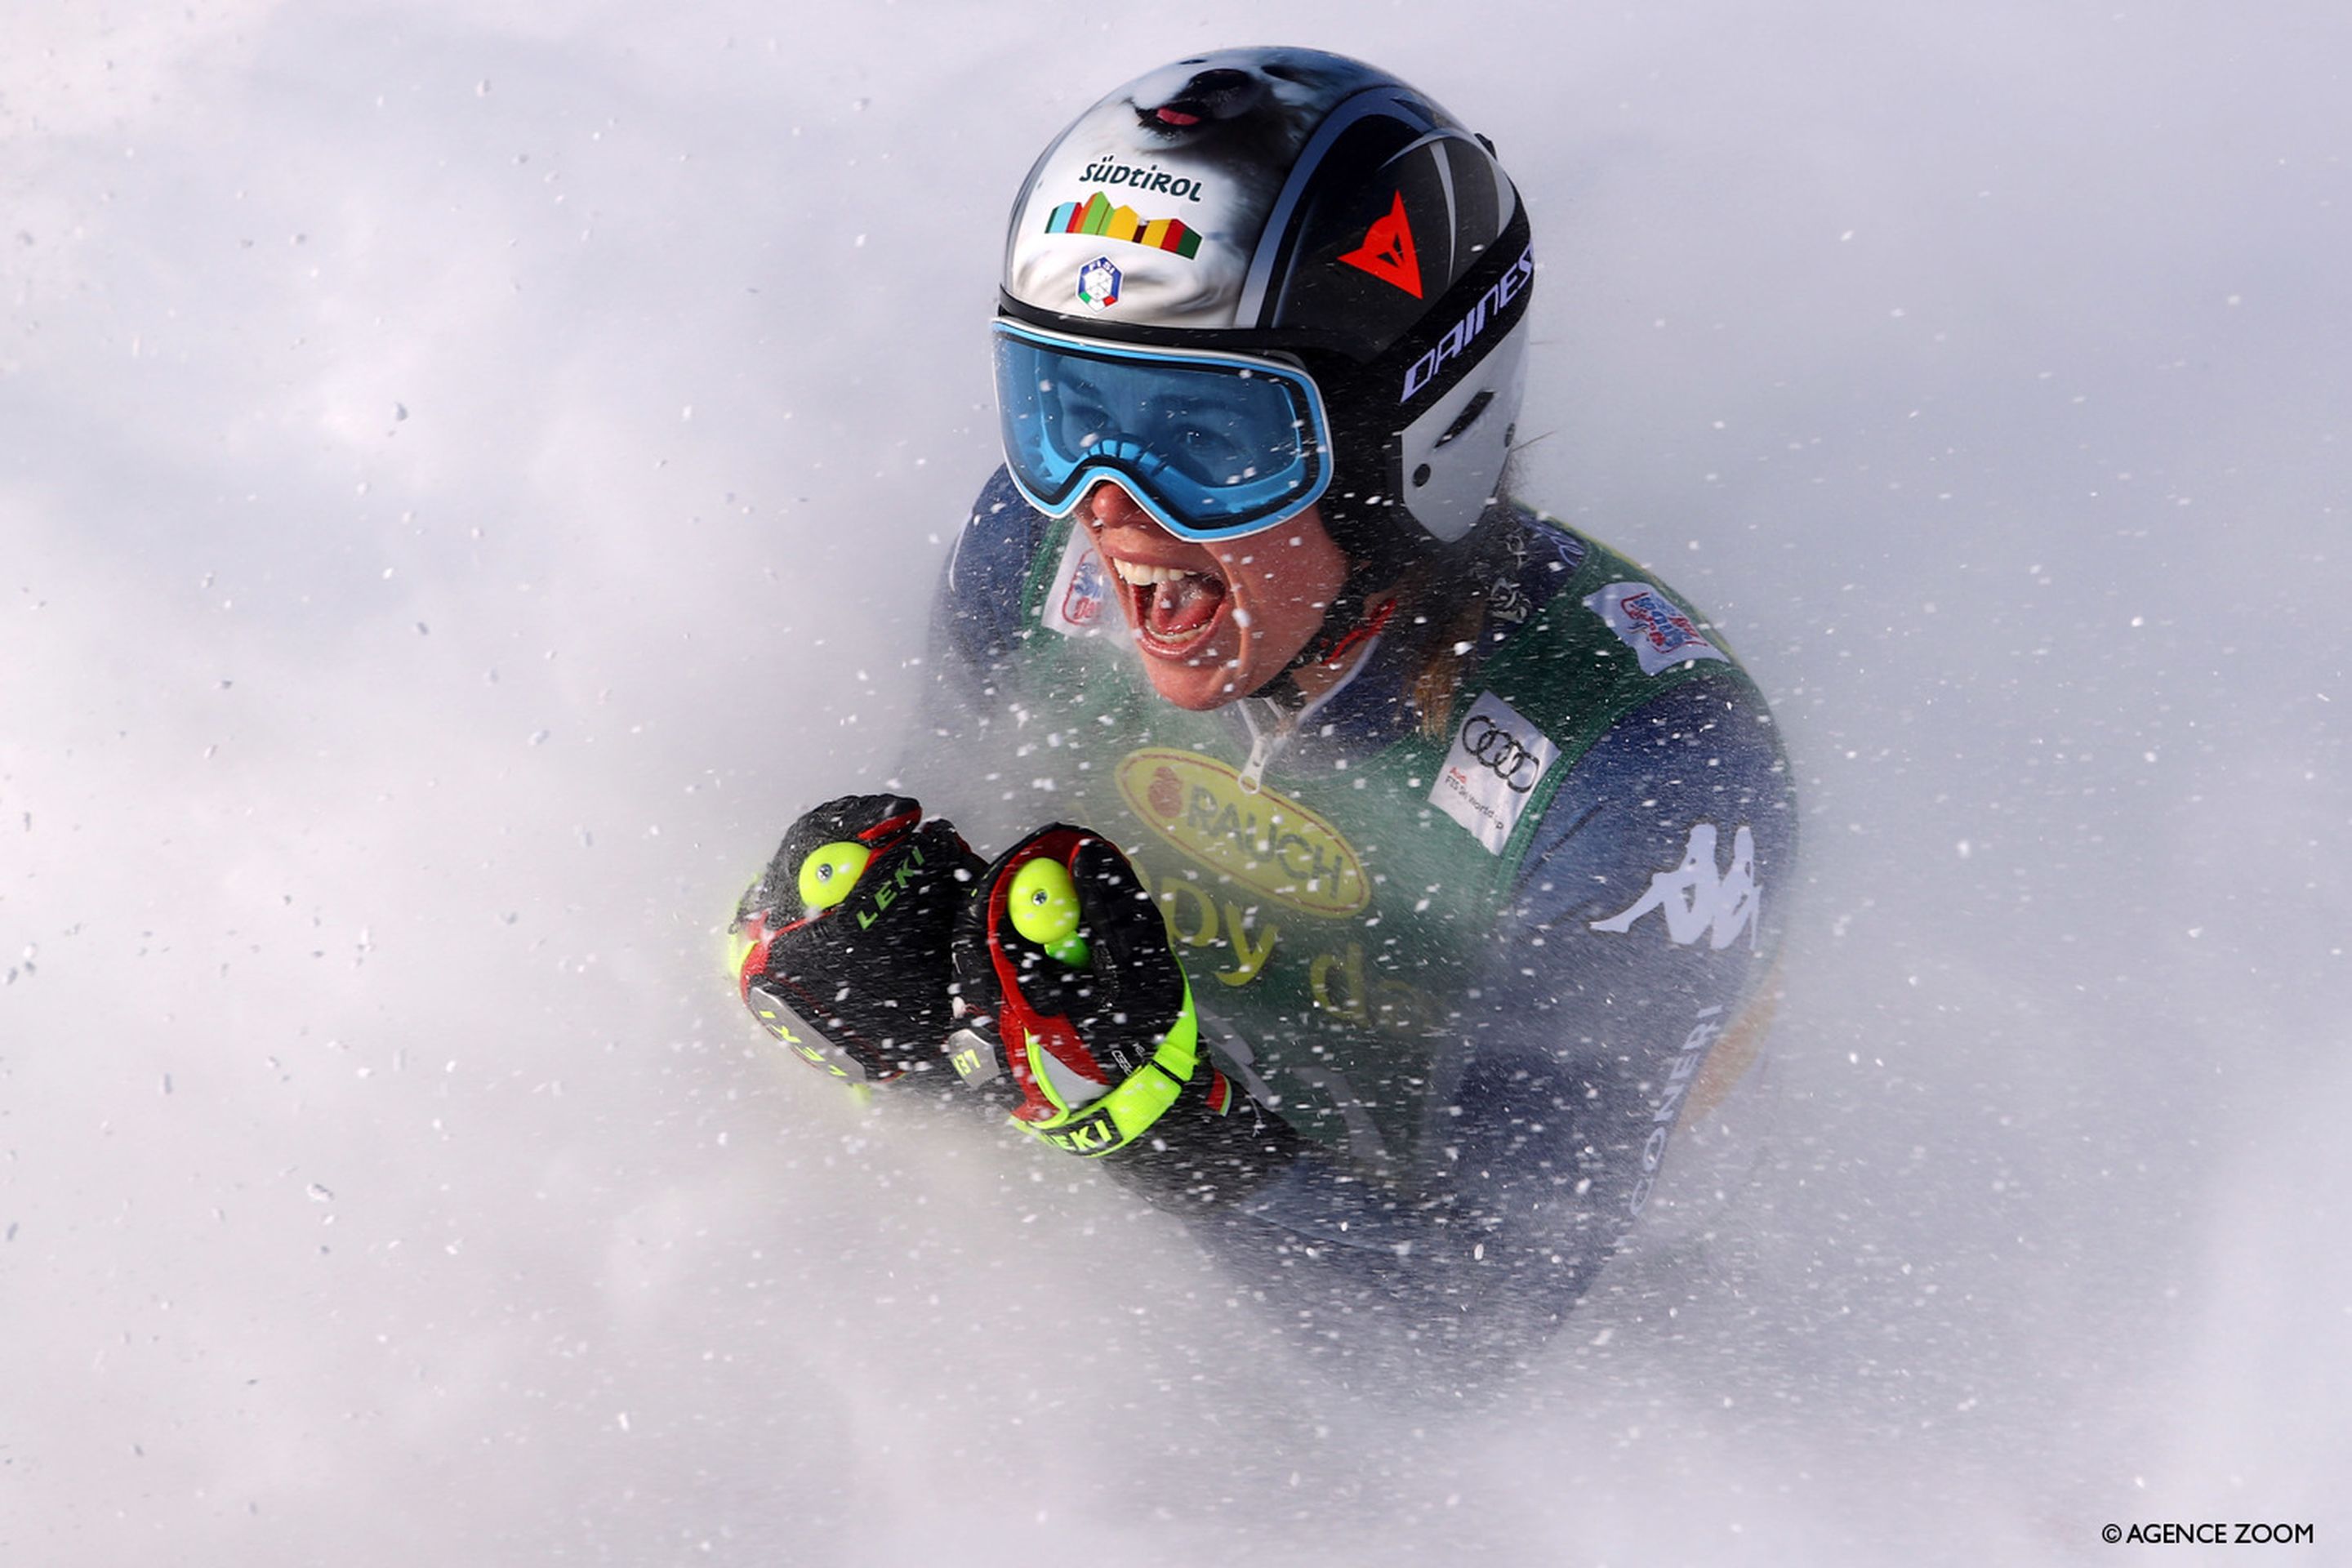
top-left (991, 322), bottom-right (1332, 541)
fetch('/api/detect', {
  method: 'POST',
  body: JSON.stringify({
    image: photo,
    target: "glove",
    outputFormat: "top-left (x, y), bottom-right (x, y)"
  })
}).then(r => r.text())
top-left (729, 793), bottom-right (983, 1084)
top-left (948, 824), bottom-right (1283, 1174)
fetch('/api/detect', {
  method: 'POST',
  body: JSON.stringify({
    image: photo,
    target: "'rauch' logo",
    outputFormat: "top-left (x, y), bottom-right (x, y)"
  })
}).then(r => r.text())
top-left (1113, 748), bottom-right (1370, 918)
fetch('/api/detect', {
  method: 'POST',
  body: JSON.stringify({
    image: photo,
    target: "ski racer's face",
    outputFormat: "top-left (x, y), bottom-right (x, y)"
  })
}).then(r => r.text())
top-left (1080, 480), bottom-right (1350, 710)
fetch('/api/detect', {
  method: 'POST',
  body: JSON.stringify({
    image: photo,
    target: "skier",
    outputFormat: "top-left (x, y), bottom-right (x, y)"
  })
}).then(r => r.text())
top-left (729, 47), bottom-right (1796, 1372)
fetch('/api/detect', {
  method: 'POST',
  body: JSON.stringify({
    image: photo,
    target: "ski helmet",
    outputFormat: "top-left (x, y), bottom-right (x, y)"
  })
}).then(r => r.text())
top-left (992, 47), bottom-right (1535, 581)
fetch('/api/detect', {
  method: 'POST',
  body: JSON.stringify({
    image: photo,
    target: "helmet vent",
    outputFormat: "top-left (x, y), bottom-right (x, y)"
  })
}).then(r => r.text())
top-left (1434, 390), bottom-right (1495, 448)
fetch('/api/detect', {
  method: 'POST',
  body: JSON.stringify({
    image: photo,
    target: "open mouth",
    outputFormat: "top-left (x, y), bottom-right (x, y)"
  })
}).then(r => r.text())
top-left (1109, 555), bottom-right (1228, 655)
top-left (1135, 98), bottom-right (1208, 129)
top-left (1131, 69), bottom-right (1258, 132)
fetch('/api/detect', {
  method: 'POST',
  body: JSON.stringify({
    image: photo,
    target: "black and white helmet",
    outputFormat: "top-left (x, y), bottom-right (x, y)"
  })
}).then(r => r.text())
top-left (996, 47), bottom-right (1534, 576)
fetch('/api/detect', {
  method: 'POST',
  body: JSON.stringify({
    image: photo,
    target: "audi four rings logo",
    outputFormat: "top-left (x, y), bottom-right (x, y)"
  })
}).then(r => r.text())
top-left (1459, 714), bottom-right (1544, 792)
top-left (1432, 693), bottom-right (1556, 853)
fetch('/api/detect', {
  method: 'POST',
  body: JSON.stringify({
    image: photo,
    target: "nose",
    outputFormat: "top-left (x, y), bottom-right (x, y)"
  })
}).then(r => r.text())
top-left (1085, 480), bottom-right (1161, 532)
top-left (1183, 68), bottom-right (1251, 97)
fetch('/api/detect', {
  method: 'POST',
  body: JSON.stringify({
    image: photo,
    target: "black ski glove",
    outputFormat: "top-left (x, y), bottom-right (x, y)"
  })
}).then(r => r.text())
top-left (729, 793), bottom-right (984, 1084)
top-left (948, 824), bottom-right (1298, 1200)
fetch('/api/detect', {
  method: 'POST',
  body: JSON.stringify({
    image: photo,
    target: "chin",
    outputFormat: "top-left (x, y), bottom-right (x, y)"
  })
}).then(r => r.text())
top-left (1129, 613), bottom-right (1287, 708)
top-left (1139, 648), bottom-right (1253, 710)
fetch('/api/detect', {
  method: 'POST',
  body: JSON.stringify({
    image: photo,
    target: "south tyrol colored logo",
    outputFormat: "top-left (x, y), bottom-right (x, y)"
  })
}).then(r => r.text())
top-left (1046, 193), bottom-right (1205, 259)
top-left (1113, 748), bottom-right (1370, 918)
top-left (1076, 255), bottom-right (1122, 311)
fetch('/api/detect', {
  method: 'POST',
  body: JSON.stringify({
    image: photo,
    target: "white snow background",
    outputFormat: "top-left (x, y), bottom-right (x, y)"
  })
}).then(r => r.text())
top-left (5, 2), bottom-right (2348, 1562)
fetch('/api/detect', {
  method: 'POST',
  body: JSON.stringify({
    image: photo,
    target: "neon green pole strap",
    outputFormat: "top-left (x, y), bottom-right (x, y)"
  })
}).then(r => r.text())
top-left (1019, 979), bottom-right (1200, 1158)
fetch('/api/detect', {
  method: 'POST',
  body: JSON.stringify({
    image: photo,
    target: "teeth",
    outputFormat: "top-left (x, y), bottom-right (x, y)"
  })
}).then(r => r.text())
top-left (1111, 559), bottom-right (1203, 587)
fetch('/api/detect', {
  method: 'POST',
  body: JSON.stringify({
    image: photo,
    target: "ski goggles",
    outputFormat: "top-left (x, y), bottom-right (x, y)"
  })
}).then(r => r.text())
top-left (991, 319), bottom-right (1334, 541)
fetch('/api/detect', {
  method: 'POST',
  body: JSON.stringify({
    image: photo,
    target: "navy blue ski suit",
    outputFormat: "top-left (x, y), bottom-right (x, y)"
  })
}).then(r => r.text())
top-left (895, 470), bottom-right (1797, 1365)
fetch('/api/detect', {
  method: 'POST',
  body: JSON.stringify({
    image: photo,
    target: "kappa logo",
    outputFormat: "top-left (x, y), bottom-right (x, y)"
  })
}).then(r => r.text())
top-left (1591, 822), bottom-right (1762, 951)
top-left (1338, 190), bottom-right (1423, 298)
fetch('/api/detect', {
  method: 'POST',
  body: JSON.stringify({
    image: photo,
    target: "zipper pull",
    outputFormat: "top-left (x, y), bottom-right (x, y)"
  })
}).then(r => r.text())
top-left (1236, 697), bottom-right (1285, 794)
top-left (1240, 732), bottom-right (1272, 794)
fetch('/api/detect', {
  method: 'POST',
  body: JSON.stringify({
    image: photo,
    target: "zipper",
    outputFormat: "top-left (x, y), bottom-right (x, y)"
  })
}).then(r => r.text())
top-left (1233, 631), bottom-right (1385, 793)
top-left (1236, 698), bottom-right (1288, 794)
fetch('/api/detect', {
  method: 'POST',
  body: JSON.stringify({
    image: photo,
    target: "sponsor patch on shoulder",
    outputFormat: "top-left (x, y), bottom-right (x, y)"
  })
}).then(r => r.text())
top-left (1584, 581), bottom-right (1729, 675)
top-left (1040, 523), bottom-right (1111, 637)
top-left (1430, 691), bottom-right (1558, 855)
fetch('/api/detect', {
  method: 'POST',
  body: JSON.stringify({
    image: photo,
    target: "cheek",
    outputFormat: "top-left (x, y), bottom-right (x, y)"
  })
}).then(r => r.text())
top-left (1256, 536), bottom-right (1344, 605)
top-left (1207, 521), bottom-right (1349, 659)
top-left (1234, 572), bottom-right (1322, 645)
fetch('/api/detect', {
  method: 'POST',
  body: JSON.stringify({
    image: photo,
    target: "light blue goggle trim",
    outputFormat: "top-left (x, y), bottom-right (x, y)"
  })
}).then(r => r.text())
top-left (991, 320), bottom-right (1334, 542)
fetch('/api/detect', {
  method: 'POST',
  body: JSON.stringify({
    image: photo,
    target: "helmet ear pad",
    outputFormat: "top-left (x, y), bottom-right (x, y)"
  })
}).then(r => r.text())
top-left (1316, 318), bottom-right (1528, 572)
top-left (1395, 316), bottom-right (1528, 545)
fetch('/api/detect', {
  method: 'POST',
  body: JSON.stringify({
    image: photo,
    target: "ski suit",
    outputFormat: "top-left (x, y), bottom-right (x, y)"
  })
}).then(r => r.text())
top-left (897, 470), bottom-right (1797, 1361)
